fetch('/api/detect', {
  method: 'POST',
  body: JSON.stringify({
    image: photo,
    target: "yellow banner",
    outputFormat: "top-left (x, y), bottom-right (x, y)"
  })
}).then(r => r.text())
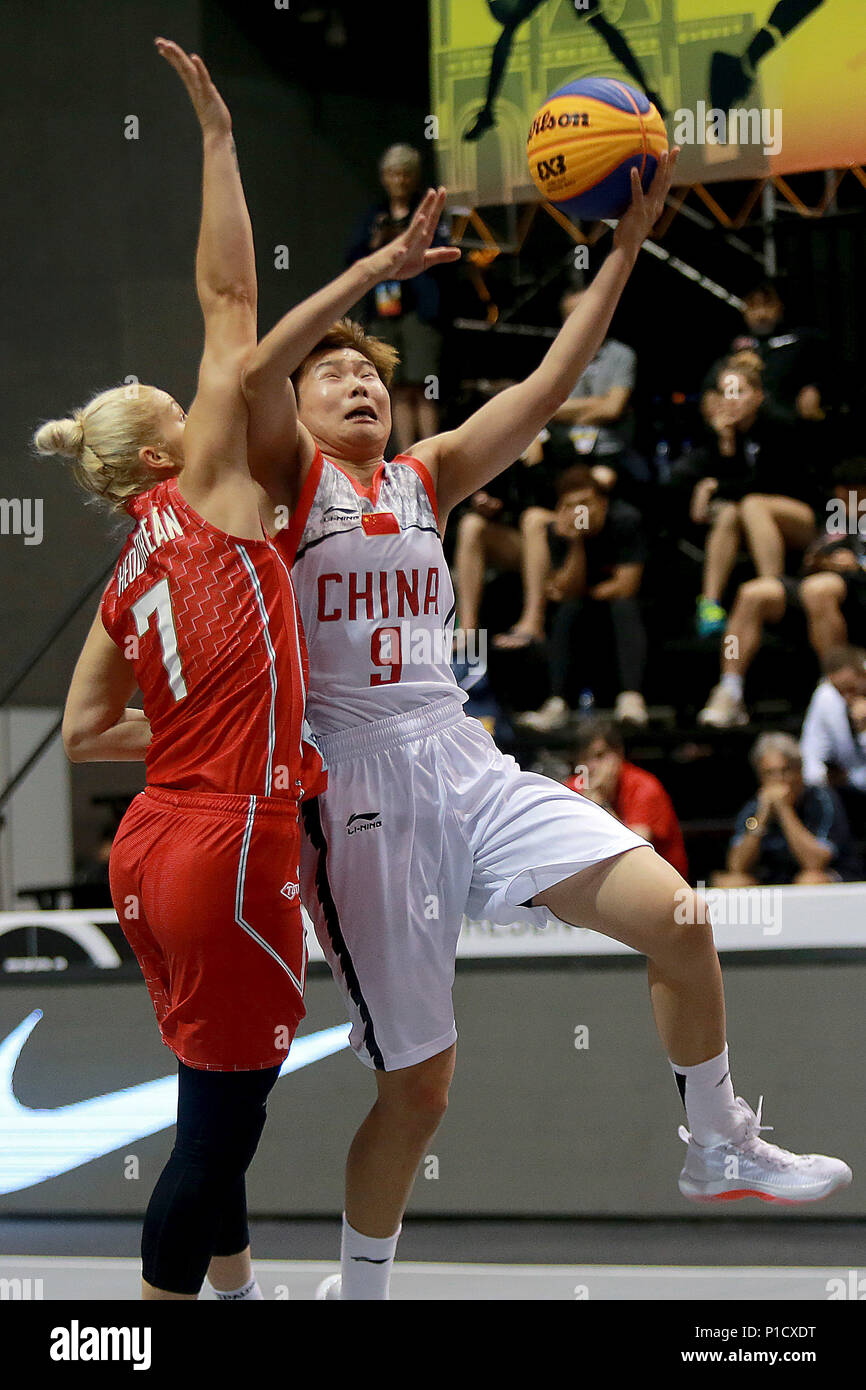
top-left (429, 0), bottom-right (866, 204)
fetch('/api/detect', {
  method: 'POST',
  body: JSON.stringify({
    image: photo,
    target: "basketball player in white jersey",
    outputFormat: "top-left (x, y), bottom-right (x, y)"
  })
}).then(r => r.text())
top-left (242, 155), bottom-right (851, 1299)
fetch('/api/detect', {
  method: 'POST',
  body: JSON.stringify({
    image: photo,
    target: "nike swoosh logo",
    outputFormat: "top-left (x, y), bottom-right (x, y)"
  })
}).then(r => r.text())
top-left (0, 1010), bottom-right (351, 1195)
top-left (350, 1256), bottom-right (389, 1263)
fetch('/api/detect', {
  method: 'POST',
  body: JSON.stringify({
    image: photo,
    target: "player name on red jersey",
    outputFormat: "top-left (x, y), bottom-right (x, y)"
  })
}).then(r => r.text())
top-left (116, 504), bottom-right (185, 596)
top-left (317, 567), bottom-right (441, 622)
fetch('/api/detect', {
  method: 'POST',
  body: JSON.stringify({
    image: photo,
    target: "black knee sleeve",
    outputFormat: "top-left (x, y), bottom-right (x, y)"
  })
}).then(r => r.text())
top-left (211, 1176), bottom-right (250, 1259)
top-left (141, 1062), bottom-right (279, 1295)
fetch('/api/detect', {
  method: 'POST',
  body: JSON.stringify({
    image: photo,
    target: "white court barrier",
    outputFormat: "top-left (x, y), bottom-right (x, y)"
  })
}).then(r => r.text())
top-left (1, 880), bottom-right (866, 970)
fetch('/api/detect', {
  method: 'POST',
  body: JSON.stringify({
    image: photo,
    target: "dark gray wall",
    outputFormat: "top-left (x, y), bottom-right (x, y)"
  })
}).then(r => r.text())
top-left (0, 0), bottom-right (430, 860)
top-left (1, 0), bottom-right (204, 703)
top-left (0, 0), bottom-right (433, 712)
top-left (2, 957), bottom-right (863, 1219)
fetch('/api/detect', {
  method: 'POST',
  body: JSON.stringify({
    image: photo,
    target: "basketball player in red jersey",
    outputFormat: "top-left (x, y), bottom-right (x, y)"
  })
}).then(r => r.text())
top-left (39, 40), bottom-right (324, 1301)
top-left (241, 151), bottom-right (851, 1298)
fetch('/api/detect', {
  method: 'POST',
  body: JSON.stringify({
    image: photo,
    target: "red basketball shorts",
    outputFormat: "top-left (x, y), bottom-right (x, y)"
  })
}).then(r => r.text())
top-left (109, 785), bottom-right (306, 1071)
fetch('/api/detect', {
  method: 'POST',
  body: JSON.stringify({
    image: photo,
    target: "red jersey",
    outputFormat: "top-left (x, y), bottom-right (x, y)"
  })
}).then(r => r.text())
top-left (101, 477), bottom-right (325, 800)
top-left (567, 759), bottom-right (688, 879)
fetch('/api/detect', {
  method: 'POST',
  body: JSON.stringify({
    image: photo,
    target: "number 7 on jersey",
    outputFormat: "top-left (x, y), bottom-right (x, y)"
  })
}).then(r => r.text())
top-left (131, 577), bottom-right (188, 701)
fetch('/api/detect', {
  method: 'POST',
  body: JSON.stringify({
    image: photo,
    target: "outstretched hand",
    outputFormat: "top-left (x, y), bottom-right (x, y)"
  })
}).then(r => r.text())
top-left (155, 37), bottom-right (232, 137)
top-left (370, 187), bottom-right (462, 282)
top-left (613, 147), bottom-right (679, 255)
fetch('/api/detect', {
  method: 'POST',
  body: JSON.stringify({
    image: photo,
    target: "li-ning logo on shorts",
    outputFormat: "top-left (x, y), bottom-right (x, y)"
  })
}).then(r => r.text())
top-left (346, 811), bottom-right (382, 835)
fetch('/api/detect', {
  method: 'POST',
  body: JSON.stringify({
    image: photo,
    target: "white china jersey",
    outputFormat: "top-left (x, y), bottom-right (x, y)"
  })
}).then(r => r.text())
top-left (275, 447), bottom-right (467, 734)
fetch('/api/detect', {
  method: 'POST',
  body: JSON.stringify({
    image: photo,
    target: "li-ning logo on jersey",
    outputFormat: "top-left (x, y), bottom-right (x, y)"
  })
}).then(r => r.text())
top-left (346, 811), bottom-right (382, 835)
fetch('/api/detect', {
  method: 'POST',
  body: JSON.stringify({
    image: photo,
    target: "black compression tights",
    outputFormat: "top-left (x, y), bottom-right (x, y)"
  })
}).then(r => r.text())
top-left (141, 1060), bottom-right (280, 1296)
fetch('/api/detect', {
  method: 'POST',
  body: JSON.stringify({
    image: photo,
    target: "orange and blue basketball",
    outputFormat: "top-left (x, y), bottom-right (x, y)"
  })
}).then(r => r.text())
top-left (527, 77), bottom-right (668, 221)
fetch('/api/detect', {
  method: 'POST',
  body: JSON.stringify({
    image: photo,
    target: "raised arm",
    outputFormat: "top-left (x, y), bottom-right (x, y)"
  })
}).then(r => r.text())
top-left (240, 188), bottom-right (460, 492)
top-left (417, 152), bottom-right (678, 521)
top-left (62, 42), bottom-right (261, 772)
top-left (155, 39), bottom-right (257, 512)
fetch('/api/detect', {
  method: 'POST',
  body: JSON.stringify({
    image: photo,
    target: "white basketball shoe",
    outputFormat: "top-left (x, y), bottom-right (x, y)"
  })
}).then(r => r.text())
top-left (697, 682), bottom-right (748, 728)
top-left (678, 1096), bottom-right (852, 1204)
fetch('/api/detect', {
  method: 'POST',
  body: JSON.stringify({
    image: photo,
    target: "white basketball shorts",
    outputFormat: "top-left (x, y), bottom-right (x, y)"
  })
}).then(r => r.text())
top-left (300, 698), bottom-right (648, 1070)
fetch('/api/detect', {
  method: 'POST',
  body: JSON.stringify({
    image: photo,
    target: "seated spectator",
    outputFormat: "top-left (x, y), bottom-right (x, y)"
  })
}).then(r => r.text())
top-left (680, 358), bottom-right (819, 637)
top-left (795, 456), bottom-right (866, 652)
top-left (714, 732), bottom-right (859, 887)
top-left (345, 142), bottom-right (451, 453)
top-left (453, 380), bottom-right (567, 636)
top-left (453, 379), bottom-right (620, 644)
top-left (517, 465), bottom-right (649, 729)
top-left (489, 454), bottom-right (619, 651)
top-left (701, 278), bottom-right (826, 426)
top-left (453, 483), bottom-right (523, 637)
top-left (800, 646), bottom-right (866, 838)
top-left (544, 289), bottom-right (649, 511)
top-left (565, 718), bottom-right (689, 877)
top-left (699, 459), bottom-right (866, 727)
top-left (488, 293), bottom-right (646, 652)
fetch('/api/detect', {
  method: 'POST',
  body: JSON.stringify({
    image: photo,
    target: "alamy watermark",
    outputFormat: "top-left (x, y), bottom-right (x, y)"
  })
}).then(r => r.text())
top-left (49, 1322), bottom-right (151, 1370)
top-left (826, 493), bottom-right (866, 536)
top-left (673, 103), bottom-right (782, 157)
top-left (0, 497), bottom-right (43, 545)
top-left (1, 1276), bottom-right (44, 1299)
top-left (675, 880), bottom-right (782, 935)
top-left (372, 622), bottom-right (487, 674)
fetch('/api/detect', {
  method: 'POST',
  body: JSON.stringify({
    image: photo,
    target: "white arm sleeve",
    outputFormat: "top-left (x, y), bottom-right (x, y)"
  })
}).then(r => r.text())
top-left (800, 684), bottom-right (835, 785)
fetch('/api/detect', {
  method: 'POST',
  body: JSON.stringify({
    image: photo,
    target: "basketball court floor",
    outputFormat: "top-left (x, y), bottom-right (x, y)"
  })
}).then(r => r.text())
top-left (2, 887), bottom-right (864, 1303)
top-left (2, 1218), bottom-right (862, 1300)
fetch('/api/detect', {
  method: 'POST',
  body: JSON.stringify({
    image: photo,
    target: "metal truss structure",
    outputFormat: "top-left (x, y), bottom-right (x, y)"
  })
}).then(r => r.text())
top-left (449, 166), bottom-right (866, 321)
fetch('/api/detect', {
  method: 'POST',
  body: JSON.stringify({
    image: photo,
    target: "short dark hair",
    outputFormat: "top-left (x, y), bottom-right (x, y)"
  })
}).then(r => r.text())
top-left (290, 317), bottom-right (399, 398)
top-left (555, 464), bottom-right (599, 500)
top-left (573, 717), bottom-right (624, 759)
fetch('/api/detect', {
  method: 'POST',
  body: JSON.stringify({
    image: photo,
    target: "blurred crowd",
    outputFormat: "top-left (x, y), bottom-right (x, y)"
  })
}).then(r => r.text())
top-left (343, 141), bottom-right (866, 888)
top-left (42, 143), bottom-right (847, 899)
top-left (19, 142), bottom-right (862, 915)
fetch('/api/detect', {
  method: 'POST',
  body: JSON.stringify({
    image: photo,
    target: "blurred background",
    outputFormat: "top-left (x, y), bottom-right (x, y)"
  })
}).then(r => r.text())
top-left (2, 0), bottom-right (865, 898)
top-left (2, 0), bottom-right (866, 1266)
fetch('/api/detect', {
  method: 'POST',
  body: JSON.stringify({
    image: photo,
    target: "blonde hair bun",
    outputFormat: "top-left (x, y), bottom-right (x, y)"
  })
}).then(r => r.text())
top-left (33, 384), bottom-right (162, 512)
top-left (33, 417), bottom-right (85, 459)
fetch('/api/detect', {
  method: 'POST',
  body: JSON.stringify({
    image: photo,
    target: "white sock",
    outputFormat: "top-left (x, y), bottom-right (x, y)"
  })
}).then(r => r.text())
top-left (671, 1045), bottom-right (742, 1146)
top-left (720, 672), bottom-right (743, 700)
top-left (210, 1275), bottom-right (264, 1301)
top-left (340, 1214), bottom-right (401, 1301)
